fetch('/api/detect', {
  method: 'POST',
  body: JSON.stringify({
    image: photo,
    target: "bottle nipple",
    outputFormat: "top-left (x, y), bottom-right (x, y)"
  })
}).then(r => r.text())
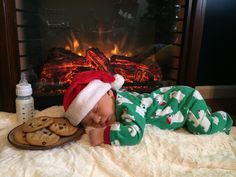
top-left (16, 73), bottom-right (32, 96)
top-left (19, 73), bottom-right (28, 85)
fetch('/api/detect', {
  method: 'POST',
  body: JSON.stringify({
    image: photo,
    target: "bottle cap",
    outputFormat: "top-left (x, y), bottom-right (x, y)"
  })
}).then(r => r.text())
top-left (16, 73), bottom-right (33, 96)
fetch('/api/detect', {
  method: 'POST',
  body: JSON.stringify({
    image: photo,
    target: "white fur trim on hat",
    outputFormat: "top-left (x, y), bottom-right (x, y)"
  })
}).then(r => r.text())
top-left (111, 74), bottom-right (125, 91)
top-left (65, 80), bottom-right (111, 126)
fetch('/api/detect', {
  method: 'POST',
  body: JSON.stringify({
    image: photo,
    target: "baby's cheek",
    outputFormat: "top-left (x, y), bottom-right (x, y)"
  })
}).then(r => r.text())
top-left (82, 117), bottom-right (93, 126)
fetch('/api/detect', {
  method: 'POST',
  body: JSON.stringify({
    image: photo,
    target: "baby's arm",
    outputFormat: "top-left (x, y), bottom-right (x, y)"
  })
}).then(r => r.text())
top-left (86, 127), bottom-right (104, 146)
top-left (102, 92), bottom-right (146, 146)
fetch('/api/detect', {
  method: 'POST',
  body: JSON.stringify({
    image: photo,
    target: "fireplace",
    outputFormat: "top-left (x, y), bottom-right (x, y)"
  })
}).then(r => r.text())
top-left (0, 0), bottom-right (206, 112)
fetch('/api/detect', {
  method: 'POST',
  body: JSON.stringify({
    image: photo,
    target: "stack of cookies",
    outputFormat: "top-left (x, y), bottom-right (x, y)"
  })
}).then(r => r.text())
top-left (13, 116), bottom-right (78, 147)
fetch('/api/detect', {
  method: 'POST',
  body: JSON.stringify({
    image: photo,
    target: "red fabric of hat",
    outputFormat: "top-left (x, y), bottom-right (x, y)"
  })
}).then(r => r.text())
top-left (64, 70), bottom-right (115, 111)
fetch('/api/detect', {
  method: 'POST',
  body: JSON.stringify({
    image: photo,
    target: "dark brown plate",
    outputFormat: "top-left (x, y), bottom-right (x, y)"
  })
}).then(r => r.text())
top-left (8, 123), bottom-right (85, 150)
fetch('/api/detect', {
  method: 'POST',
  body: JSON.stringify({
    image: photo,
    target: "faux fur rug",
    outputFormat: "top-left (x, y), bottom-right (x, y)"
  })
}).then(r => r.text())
top-left (0, 106), bottom-right (235, 177)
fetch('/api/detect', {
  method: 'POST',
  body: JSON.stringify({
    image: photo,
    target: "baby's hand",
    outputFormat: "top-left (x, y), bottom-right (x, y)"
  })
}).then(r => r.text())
top-left (86, 127), bottom-right (104, 146)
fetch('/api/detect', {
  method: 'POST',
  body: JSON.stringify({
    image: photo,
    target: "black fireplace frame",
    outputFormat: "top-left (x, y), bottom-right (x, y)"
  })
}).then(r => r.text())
top-left (0, 0), bottom-right (207, 112)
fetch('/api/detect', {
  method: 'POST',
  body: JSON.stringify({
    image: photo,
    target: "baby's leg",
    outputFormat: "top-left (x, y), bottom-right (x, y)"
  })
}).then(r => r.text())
top-left (185, 90), bottom-right (233, 134)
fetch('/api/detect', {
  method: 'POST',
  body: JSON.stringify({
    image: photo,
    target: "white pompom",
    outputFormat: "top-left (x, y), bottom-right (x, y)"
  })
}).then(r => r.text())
top-left (111, 74), bottom-right (125, 91)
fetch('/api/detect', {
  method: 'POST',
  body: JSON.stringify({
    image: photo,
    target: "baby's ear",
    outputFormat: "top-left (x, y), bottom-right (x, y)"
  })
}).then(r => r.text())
top-left (107, 90), bottom-right (114, 97)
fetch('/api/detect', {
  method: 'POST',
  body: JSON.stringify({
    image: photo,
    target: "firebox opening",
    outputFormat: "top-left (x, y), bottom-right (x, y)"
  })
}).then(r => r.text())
top-left (15, 0), bottom-right (186, 109)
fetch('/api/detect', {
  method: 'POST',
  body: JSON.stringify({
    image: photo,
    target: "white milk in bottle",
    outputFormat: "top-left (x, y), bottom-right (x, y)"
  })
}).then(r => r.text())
top-left (16, 73), bottom-right (34, 124)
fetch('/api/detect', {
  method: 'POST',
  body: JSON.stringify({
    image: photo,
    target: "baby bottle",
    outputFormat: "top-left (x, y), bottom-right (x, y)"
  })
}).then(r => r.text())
top-left (15, 73), bottom-right (35, 124)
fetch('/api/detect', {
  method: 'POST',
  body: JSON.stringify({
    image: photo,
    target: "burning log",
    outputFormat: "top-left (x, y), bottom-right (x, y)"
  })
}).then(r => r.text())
top-left (35, 47), bottom-right (163, 95)
top-left (110, 56), bottom-right (151, 83)
top-left (40, 48), bottom-right (91, 85)
top-left (35, 48), bottom-right (93, 95)
top-left (85, 48), bottom-right (110, 72)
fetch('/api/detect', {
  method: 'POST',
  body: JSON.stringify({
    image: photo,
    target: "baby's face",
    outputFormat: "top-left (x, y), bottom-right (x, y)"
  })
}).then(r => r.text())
top-left (81, 90), bottom-right (116, 128)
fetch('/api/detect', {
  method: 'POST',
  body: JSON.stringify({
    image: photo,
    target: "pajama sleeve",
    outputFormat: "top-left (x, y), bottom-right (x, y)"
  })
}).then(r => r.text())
top-left (103, 98), bottom-right (146, 146)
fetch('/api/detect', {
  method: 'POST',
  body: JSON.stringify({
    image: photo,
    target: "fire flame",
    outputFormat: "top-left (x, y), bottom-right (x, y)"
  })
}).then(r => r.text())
top-left (65, 31), bottom-right (83, 56)
top-left (65, 31), bottom-right (132, 57)
top-left (111, 44), bottom-right (119, 55)
top-left (73, 40), bottom-right (79, 50)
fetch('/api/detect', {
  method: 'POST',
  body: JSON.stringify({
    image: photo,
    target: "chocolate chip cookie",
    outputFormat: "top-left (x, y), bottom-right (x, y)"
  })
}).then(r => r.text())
top-left (26, 128), bottom-right (60, 146)
top-left (22, 116), bottom-right (54, 133)
top-left (14, 127), bottom-right (29, 145)
top-left (49, 118), bottom-right (78, 136)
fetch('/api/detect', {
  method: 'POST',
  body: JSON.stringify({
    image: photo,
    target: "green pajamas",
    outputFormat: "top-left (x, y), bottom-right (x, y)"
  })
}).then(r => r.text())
top-left (106, 86), bottom-right (233, 146)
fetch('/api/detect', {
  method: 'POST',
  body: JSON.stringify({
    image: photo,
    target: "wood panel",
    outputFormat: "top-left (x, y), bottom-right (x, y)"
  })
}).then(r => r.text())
top-left (179, 0), bottom-right (207, 86)
top-left (0, 0), bottom-right (19, 112)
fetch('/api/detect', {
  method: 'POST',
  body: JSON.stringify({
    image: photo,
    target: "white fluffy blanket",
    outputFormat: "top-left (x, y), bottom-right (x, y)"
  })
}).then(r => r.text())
top-left (0, 106), bottom-right (236, 177)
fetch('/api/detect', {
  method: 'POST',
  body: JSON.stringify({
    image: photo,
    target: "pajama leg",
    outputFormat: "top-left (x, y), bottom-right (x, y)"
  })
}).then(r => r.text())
top-left (186, 92), bottom-right (233, 134)
top-left (209, 111), bottom-right (233, 134)
top-left (148, 111), bottom-right (187, 130)
top-left (148, 86), bottom-right (233, 134)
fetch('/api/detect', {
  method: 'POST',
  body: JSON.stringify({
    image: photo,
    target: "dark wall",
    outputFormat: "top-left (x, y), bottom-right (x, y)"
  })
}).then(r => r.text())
top-left (197, 0), bottom-right (236, 85)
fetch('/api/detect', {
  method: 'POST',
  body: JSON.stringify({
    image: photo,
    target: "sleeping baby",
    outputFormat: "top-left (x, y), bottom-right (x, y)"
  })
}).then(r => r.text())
top-left (63, 71), bottom-right (233, 146)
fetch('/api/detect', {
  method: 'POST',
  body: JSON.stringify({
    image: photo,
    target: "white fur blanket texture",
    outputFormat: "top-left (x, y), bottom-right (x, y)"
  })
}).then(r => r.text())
top-left (0, 106), bottom-right (236, 177)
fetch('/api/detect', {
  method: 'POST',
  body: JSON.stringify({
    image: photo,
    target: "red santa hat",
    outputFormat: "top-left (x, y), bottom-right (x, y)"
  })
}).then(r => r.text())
top-left (63, 70), bottom-right (125, 126)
